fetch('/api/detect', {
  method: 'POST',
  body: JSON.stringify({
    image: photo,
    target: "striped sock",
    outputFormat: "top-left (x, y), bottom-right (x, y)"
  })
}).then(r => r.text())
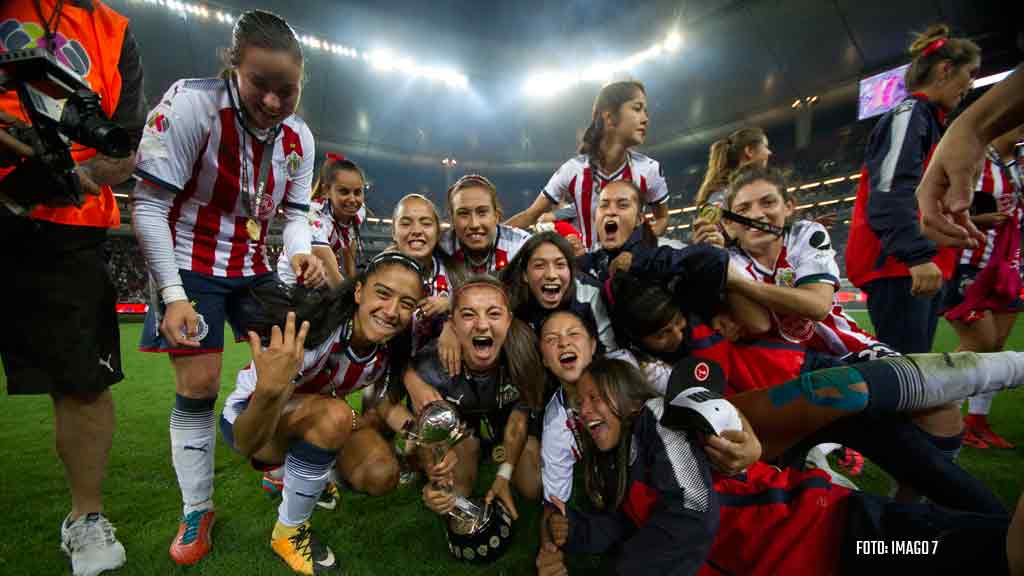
top-left (278, 440), bottom-right (336, 527)
top-left (170, 394), bottom-right (217, 515)
top-left (856, 352), bottom-right (1024, 414)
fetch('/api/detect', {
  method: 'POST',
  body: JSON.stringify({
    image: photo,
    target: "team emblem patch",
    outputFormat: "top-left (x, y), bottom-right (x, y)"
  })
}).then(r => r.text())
top-left (147, 112), bottom-right (170, 133)
top-left (778, 268), bottom-right (796, 287)
top-left (286, 151), bottom-right (302, 176)
top-left (694, 362), bottom-right (710, 382)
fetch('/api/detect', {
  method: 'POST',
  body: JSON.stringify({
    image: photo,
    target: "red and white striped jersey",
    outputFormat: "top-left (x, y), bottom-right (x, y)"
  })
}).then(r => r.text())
top-left (135, 77), bottom-right (315, 277)
top-left (412, 254), bottom-right (453, 352)
top-left (958, 147), bottom-right (1023, 269)
top-left (541, 151), bottom-right (669, 249)
top-left (222, 321), bottom-right (388, 424)
top-left (278, 198), bottom-right (366, 284)
top-left (442, 224), bottom-right (530, 275)
top-left (311, 198), bottom-right (365, 256)
top-left (730, 221), bottom-right (881, 355)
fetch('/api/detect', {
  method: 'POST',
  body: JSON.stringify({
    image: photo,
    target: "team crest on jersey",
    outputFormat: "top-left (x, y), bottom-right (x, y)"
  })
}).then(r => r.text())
top-left (498, 381), bottom-right (519, 407)
top-left (777, 267), bottom-right (796, 287)
top-left (147, 112), bottom-right (170, 133)
top-left (286, 150), bottom-right (302, 176)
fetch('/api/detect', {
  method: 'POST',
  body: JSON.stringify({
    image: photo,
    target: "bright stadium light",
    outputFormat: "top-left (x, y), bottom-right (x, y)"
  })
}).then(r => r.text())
top-left (665, 30), bottom-right (682, 52)
top-left (974, 69), bottom-right (1013, 89)
top-left (131, 1), bottom-right (467, 89)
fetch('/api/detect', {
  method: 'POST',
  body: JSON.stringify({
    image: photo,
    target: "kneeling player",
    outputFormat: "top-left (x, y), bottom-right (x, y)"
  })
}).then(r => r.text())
top-left (220, 253), bottom-right (423, 574)
top-left (404, 276), bottom-right (546, 523)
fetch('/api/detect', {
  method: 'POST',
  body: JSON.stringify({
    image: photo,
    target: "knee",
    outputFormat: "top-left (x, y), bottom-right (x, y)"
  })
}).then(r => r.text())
top-left (177, 362), bottom-right (221, 397)
top-left (359, 456), bottom-right (399, 496)
top-left (306, 400), bottom-right (354, 451)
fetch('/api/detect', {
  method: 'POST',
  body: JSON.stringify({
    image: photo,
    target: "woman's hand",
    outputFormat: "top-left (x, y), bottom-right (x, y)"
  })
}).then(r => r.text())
top-left (691, 218), bottom-right (725, 247)
top-left (437, 320), bottom-right (461, 376)
top-left (418, 295), bottom-right (450, 318)
top-left (422, 481), bottom-right (455, 515)
top-left (704, 427), bottom-right (762, 476)
top-left (485, 476), bottom-right (519, 520)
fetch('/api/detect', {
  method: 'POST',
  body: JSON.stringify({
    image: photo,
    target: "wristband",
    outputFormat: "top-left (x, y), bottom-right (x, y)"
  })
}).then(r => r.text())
top-left (497, 462), bottom-right (513, 480)
top-left (160, 285), bottom-right (188, 304)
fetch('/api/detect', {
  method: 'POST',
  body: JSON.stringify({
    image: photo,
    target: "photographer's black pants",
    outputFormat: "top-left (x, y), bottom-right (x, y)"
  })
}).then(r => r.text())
top-left (0, 208), bottom-right (123, 396)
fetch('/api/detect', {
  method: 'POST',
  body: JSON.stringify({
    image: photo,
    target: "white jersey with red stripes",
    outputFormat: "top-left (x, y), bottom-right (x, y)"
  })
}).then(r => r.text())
top-left (730, 220), bottom-right (882, 355)
top-left (311, 198), bottom-right (365, 257)
top-left (222, 321), bottom-right (387, 424)
top-left (278, 198), bottom-right (365, 284)
top-left (442, 224), bottom-right (530, 275)
top-left (135, 77), bottom-right (315, 277)
top-left (958, 147), bottom-right (1023, 269)
top-left (540, 151), bottom-right (669, 249)
top-left (412, 254), bottom-right (454, 352)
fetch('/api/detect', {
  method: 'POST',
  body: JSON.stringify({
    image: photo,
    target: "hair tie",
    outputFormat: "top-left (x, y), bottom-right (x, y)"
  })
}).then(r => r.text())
top-left (921, 38), bottom-right (947, 57)
top-left (325, 152), bottom-right (346, 162)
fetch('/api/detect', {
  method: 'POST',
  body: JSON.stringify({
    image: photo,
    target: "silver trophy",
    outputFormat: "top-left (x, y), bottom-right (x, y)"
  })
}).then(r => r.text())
top-left (407, 400), bottom-right (490, 534)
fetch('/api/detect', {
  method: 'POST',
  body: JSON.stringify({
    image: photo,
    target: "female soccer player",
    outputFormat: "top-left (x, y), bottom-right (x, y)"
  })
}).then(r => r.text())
top-left (723, 164), bottom-right (894, 361)
top-left (392, 193), bottom-right (461, 352)
top-left (943, 125), bottom-right (1024, 449)
top-left (443, 174), bottom-right (531, 275)
top-left (539, 356), bottom-right (722, 575)
top-left (507, 81), bottom-right (671, 246)
top-left (282, 153), bottom-right (366, 286)
top-left (132, 10), bottom-right (325, 565)
top-left (406, 277), bottom-right (546, 520)
top-left (693, 126), bottom-right (771, 209)
top-left (501, 231), bottom-right (616, 352)
top-left (221, 252), bottom-right (424, 574)
top-left (847, 24), bottom-right (981, 354)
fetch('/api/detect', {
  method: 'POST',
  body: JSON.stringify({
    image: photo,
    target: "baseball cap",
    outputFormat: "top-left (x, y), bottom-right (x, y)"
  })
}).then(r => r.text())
top-left (660, 357), bottom-right (741, 435)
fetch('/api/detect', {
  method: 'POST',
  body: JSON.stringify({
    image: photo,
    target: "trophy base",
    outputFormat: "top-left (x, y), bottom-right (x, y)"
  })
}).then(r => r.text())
top-left (448, 497), bottom-right (489, 535)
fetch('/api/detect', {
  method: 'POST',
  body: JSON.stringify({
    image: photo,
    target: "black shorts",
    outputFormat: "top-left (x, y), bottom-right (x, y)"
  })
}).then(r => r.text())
top-left (0, 210), bottom-right (123, 396)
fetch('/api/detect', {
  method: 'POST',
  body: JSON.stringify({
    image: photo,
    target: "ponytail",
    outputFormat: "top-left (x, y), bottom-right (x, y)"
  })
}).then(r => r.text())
top-left (695, 127), bottom-right (766, 206)
top-left (579, 81), bottom-right (646, 171)
top-left (904, 24), bottom-right (980, 92)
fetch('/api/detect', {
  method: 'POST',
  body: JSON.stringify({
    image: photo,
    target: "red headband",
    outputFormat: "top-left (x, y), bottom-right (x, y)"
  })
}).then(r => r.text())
top-left (921, 38), bottom-right (947, 57)
top-left (325, 152), bottom-right (346, 162)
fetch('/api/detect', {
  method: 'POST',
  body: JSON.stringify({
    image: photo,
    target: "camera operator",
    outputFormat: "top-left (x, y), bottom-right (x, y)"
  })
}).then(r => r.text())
top-left (0, 2), bottom-right (145, 576)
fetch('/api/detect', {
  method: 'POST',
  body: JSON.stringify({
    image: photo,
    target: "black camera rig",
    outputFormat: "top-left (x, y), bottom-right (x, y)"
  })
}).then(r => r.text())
top-left (0, 48), bottom-right (131, 207)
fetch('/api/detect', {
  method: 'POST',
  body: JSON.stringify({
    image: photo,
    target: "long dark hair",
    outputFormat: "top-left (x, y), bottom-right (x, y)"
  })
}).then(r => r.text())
top-left (695, 127), bottom-right (766, 206)
top-left (580, 357), bottom-right (655, 511)
top-left (579, 81), bottom-right (646, 172)
top-left (242, 254), bottom-right (424, 402)
top-left (500, 231), bottom-right (577, 314)
top-left (608, 272), bottom-right (680, 354)
top-left (905, 24), bottom-right (981, 92)
top-left (451, 275), bottom-right (545, 410)
top-left (223, 9), bottom-right (303, 68)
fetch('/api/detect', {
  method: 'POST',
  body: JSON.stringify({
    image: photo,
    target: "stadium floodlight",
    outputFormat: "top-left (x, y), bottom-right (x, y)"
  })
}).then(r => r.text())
top-left (664, 30), bottom-right (682, 52)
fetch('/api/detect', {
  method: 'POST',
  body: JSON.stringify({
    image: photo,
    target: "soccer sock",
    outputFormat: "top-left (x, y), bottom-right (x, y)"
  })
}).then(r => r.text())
top-left (967, 392), bottom-right (995, 416)
top-left (278, 440), bottom-right (335, 528)
top-left (170, 394), bottom-right (217, 515)
top-left (855, 352), bottom-right (1024, 414)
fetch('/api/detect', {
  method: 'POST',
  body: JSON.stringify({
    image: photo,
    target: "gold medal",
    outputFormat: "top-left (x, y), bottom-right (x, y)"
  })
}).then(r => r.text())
top-left (246, 218), bottom-right (262, 241)
top-left (699, 203), bottom-right (722, 225)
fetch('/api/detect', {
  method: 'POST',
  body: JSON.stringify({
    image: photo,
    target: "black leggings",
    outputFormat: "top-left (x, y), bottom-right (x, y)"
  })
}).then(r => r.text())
top-left (779, 411), bottom-right (1006, 515)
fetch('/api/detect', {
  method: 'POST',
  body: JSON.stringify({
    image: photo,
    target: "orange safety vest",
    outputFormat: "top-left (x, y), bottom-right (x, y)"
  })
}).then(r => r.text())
top-left (0, 0), bottom-right (129, 228)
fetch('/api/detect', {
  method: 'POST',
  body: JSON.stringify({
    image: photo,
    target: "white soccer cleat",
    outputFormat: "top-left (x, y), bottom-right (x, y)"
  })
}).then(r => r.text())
top-left (805, 446), bottom-right (859, 491)
top-left (60, 513), bottom-right (127, 576)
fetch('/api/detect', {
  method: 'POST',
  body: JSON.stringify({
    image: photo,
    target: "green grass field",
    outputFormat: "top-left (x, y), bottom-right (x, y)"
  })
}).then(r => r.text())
top-left (1, 312), bottom-right (1022, 575)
